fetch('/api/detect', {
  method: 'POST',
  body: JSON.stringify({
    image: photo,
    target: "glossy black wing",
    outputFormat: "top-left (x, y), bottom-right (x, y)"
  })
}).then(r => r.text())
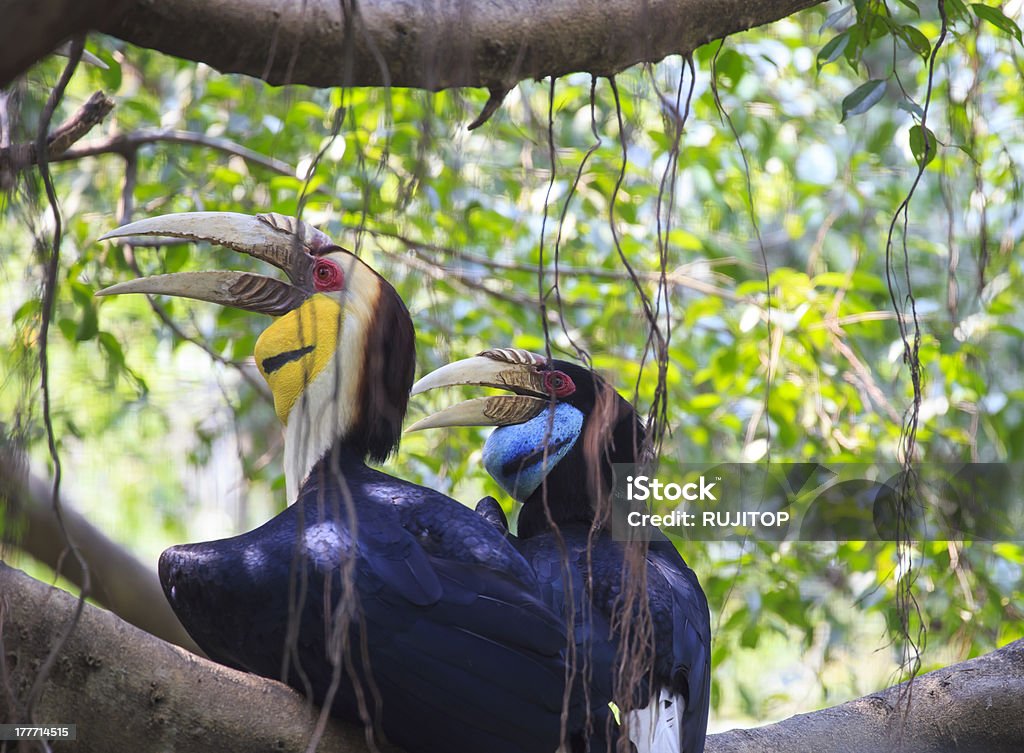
top-left (306, 469), bottom-right (590, 752)
top-left (475, 495), bottom-right (510, 532)
top-left (648, 537), bottom-right (712, 753)
top-left (513, 528), bottom-right (711, 753)
top-left (162, 461), bottom-right (582, 753)
top-left (516, 529), bottom-right (621, 752)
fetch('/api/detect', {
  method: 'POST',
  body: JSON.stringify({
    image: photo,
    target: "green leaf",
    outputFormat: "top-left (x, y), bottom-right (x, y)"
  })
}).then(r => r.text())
top-left (58, 317), bottom-right (77, 341)
top-left (714, 49), bottom-right (747, 88)
top-left (841, 79), bottom-right (887, 121)
top-left (69, 280), bottom-right (93, 307)
top-left (909, 124), bottom-right (937, 168)
top-left (212, 165), bottom-right (244, 186)
top-left (947, 0), bottom-right (973, 25)
top-left (897, 99), bottom-right (925, 118)
top-left (98, 331), bottom-right (126, 369)
top-left (13, 299), bottom-right (39, 323)
top-left (76, 303), bottom-right (98, 341)
top-left (740, 622), bottom-right (760, 648)
top-left (897, 0), bottom-right (921, 14)
top-left (971, 3), bottom-right (1023, 44)
top-left (96, 49), bottom-right (122, 91)
top-left (817, 32), bottom-right (851, 72)
top-left (898, 25), bottom-right (932, 59)
top-left (820, 5), bottom-right (854, 32)
top-left (812, 271), bottom-right (888, 293)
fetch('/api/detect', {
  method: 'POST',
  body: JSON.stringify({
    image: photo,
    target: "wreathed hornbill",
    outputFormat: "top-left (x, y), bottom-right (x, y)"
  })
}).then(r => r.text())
top-left (95, 214), bottom-right (602, 753)
top-left (410, 348), bottom-right (712, 753)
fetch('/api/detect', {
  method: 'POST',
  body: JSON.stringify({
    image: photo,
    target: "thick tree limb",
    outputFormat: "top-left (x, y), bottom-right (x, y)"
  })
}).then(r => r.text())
top-left (0, 451), bottom-right (200, 655)
top-left (5, 0), bottom-right (825, 92)
top-left (0, 564), bottom-right (402, 753)
top-left (0, 0), bottom-right (131, 88)
top-left (2, 561), bottom-right (1022, 752)
top-left (100, 0), bottom-right (825, 90)
top-left (706, 640), bottom-right (1024, 753)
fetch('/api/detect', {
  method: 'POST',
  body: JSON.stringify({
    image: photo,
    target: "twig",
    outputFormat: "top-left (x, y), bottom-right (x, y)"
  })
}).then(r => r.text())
top-left (829, 331), bottom-right (902, 424)
top-left (47, 91), bottom-right (115, 155)
top-left (805, 310), bottom-right (910, 330)
top-left (358, 226), bottom-right (747, 303)
top-left (27, 34), bottom-right (88, 724)
top-left (375, 246), bottom-right (563, 310)
top-left (59, 127), bottom-right (298, 176)
top-left (0, 90), bottom-right (114, 172)
top-left (467, 85), bottom-right (511, 131)
top-left (147, 299), bottom-right (272, 400)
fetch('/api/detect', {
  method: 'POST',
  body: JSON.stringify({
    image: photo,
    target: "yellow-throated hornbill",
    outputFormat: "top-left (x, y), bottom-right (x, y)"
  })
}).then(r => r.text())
top-left (96, 214), bottom-right (607, 753)
top-left (410, 348), bottom-right (712, 753)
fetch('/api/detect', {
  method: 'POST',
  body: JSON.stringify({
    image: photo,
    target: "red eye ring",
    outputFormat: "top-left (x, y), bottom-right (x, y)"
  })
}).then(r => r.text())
top-left (544, 369), bottom-right (575, 398)
top-left (313, 258), bottom-right (344, 292)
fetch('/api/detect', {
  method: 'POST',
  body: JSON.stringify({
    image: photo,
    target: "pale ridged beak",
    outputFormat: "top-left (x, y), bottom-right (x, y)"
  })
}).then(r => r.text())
top-left (96, 212), bottom-right (330, 315)
top-left (96, 271), bottom-right (307, 316)
top-left (407, 352), bottom-right (552, 432)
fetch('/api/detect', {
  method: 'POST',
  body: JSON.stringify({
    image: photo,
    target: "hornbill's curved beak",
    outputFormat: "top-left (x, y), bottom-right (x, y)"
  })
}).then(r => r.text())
top-left (407, 348), bottom-right (554, 432)
top-left (95, 212), bottom-right (331, 315)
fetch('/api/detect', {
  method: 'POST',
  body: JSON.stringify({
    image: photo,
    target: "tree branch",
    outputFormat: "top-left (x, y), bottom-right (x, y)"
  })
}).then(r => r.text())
top-left (706, 639), bottom-right (1024, 753)
top-left (2, 560), bottom-right (1021, 752)
top-left (0, 0), bottom-right (131, 88)
top-left (0, 91), bottom-right (114, 188)
top-left (361, 226), bottom-right (746, 302)
top-left (56, 127), bottom-right (297, 175)
top-left (0, 563), bottom-right (402, 753)
top-left (98, 0), bottom-right (825, 91)
top-left (5, 0), bottom-right (826, 93)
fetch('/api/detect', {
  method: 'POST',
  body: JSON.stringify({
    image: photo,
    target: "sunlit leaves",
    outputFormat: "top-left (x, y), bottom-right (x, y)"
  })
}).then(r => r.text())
top-left (908, 124), bottom-right (937, 168)
top-left (817, 31), bottom-right (852, 71)
top-left (971, 3), bottom-right (1024, 45)
top-left (841, 79), bottom-right (887, 121)
top-left (896, 24), bottom-right (933, 59)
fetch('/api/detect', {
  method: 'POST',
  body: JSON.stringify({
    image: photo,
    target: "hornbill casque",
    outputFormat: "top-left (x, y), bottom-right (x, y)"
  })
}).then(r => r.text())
top-left (410, 348), bottom-right (712, 753)
top-left (95, 213), bottom-right (609, 753)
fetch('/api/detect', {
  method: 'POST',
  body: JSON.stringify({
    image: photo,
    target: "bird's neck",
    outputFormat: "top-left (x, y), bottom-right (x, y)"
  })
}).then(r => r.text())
top-left (282, 366), bottom-right (349, 501)
top-left (517, 470), bottom-right (599, 538)
top-left (301, 440), bottom-right (369, 492)
top-left (281, 309), bottom-right (372, 501)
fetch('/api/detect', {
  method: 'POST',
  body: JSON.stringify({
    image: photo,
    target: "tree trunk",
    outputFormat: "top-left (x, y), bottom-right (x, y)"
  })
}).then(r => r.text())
top-left (2, 563), bottom-right (1022, 753)
top-left (4, 0), bottom-right (825, 91)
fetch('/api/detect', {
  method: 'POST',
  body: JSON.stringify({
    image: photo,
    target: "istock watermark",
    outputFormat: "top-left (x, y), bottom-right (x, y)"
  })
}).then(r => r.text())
top-left (610, 462), bottom-right (1024, 542)
top-left (626, 474), bottom-right (719, 502)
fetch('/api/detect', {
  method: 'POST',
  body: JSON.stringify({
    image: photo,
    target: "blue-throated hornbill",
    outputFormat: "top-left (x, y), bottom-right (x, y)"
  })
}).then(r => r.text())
top-left (96, 213), bottom-right (608, 753)
top-left (409, 348), bottom-right (712, 753)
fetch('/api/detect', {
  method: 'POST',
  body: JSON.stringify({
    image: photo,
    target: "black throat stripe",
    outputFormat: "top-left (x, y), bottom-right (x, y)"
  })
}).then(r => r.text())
top-left (262, 345), bottom-right (315, 374)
